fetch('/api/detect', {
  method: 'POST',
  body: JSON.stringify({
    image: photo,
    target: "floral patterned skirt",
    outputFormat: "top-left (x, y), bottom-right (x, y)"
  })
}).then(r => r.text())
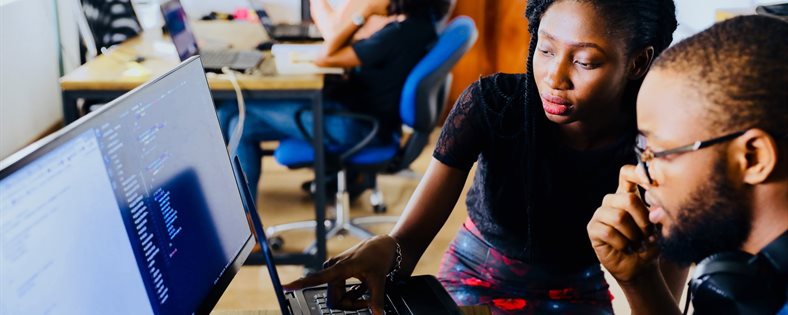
top-left (437, 218), bottom-right (614, 315)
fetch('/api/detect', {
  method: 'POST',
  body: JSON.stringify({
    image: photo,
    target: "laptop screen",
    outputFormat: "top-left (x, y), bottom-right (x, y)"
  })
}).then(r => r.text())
top-left (246, 0), bottom-right (277, 35)
top-left (161, 0), bottom-right (199, 61)
top-left (0, 57), bottom-right (254, 314)
top-left (247, 0), bottom-right (321, 40)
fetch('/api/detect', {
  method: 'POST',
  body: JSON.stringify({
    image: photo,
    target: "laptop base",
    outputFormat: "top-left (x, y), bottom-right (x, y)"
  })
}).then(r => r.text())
top-left (287, 275), bottom-right (463, 315)
top-left (201, 50), bottom-right (264, 72)
top-left (271, 24), bottom-right (322, 42)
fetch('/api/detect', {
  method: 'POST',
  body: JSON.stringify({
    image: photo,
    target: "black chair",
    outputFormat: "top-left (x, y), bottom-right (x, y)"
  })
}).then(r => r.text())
top-left (77, 0), bottom-right (142, 59)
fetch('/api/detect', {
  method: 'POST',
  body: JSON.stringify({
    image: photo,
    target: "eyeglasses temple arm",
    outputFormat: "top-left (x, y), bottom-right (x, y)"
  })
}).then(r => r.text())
top-left (653, 131), bottom-right (748, 158)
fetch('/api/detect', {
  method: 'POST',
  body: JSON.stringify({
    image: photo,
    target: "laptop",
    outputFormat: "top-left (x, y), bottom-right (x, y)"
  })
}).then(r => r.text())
top-left (160, 0), bottom-right (264, 71)
top-left (243, 176), bottom-right (463, 315)
top-left (0, 57), bottom-right (460, 315)
top-left (232, 99), bottom-right (461, 315)
top-left (248, 0), bottom-right (322, 42)
top-left (0, 57), bottom-right (254, 314)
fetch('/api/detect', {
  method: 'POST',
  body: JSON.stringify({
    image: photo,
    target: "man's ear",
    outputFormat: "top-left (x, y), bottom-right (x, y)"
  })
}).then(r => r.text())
top-left (731, 129), bottom-right (779, 185)
top-left (629, 46), bottom-right (655, 80)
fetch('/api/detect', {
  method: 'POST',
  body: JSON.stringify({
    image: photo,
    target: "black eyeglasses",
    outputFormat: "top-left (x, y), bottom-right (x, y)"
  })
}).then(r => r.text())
top-left (634, 130), bottom-right (747, 184)
top-left (636, 130), bottom-right (788, 184)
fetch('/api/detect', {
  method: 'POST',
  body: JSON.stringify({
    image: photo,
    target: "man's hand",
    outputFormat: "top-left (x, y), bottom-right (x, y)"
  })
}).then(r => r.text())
top-left (588, 165), bottom-right (659, 283)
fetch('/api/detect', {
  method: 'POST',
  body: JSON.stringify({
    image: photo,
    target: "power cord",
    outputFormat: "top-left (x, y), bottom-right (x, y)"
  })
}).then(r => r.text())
top-left (100, 46), bottom-right (146, 63)
top-left (220, 67), bottom-right (247, 157)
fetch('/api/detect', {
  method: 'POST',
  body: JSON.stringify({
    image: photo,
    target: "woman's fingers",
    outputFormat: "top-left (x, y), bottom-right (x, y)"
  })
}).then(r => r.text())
top-left (282, 263), bottom-right (348, 290)
top-left (365, 273), bottom-right (387, 315)
top-left (326, 278), bottom-right (346, 309)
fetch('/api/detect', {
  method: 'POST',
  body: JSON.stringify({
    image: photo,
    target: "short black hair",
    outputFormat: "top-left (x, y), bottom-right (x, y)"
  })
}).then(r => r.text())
top-left (652, 15), bottom-right (788, 134)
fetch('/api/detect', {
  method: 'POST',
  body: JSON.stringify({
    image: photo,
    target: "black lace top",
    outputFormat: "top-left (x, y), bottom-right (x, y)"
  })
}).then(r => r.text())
top-left (434, 73), bottom-right (636, 271)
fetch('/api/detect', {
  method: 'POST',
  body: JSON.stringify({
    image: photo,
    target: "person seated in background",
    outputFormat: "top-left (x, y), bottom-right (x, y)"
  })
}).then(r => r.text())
top-left (587, 15), bottom-right (788, 315)
top-left (311, 0), bottom-right (396, 43)
top-left (219, 0), bottom-right (450, 200)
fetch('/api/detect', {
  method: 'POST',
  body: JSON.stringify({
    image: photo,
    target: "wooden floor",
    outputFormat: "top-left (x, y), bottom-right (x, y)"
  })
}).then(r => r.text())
top-left (211, 130), bottom-right (688, 314)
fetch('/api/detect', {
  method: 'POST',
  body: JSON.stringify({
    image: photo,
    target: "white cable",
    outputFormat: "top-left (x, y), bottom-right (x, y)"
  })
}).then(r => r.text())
top-left (100, 47), bottom-right (130, 64)
top-left (222, 67), bottom-right (247, 157)
top-left (73, 0), bottom-right (98, 60)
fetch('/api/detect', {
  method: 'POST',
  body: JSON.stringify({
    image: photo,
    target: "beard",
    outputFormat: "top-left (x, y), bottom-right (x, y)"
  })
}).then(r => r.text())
top-left (656, 158), bottom-right (752, 266)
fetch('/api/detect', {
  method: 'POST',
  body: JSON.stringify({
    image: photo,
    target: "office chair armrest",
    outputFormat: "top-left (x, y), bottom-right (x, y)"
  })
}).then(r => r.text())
top-left (332, 112), bottom-right (380, 162)
top-left (293, 107), bottom-right (317, 143)
top-left (293, 107), bottom-right (350, 144)
top-left (293, 108), bottom-right (380, 163)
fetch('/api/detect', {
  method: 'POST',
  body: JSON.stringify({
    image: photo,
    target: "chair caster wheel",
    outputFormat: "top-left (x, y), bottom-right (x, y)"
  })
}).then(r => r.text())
top-left (269, 236), bottom-right (284, 251)
top-left (373, 204), bottom-right (387, 213)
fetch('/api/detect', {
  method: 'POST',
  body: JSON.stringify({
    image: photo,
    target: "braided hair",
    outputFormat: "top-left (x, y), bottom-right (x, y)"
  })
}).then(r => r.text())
top-left (520, 0), bottom-right (677, 260)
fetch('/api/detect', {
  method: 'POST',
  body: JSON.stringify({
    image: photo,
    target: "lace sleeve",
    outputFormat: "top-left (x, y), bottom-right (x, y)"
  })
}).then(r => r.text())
top-left (433, 81), bottom-right (487, 171)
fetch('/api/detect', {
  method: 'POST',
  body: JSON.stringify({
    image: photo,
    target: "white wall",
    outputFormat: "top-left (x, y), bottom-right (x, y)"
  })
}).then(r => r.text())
top-left (0, 0), bottom-right (309, 160)
top-left (673, 0), bottom-right (785, 43)
top-left (0, 0), bottom-right (63, 159)
top-left (132, 0), bottom-right (301, 28)
top-left (179, 0), bottom-right (301, 24)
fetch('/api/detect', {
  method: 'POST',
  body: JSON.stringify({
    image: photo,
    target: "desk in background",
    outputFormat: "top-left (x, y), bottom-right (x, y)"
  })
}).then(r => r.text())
top-left (59, 21), bottom-right (324, 123)
top-left (59, 21), bottom-right (330, 269)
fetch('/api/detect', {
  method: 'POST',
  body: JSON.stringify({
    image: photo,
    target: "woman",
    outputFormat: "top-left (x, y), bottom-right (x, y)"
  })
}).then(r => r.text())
top-left (219, 0), bottom-right (449, 200)
top-left (284, 1), bottom-right (681, 314)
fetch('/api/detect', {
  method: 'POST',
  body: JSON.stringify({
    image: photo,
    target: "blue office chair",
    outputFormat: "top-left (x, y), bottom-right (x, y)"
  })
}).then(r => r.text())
top-left (267, 17), bottom-right (478, 251)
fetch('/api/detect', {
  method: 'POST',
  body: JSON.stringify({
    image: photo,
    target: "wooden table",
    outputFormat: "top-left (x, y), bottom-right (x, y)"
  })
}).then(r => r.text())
top-left (59, 21), bottom-right (324, 122)
top-left (59, 20), bottom-right (331, 269)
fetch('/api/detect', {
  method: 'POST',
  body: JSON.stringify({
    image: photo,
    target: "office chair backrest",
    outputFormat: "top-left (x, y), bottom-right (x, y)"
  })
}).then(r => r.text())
top-left (392, 16), bottom-right (477, 171)
top-left (78, 0), bottom-right (142, 58)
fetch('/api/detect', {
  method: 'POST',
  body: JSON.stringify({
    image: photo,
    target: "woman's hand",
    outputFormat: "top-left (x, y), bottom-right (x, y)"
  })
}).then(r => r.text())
top-left (282, 235), bottom-right (399, 315)
top-left (587, 165), bottom-right (659, 283)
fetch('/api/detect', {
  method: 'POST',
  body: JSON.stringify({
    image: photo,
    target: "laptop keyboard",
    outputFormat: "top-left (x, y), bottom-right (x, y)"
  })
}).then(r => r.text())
top-left (233, 51), bottom-right (264, 67)
top-left (307, 290), bottom-right (398, 315)
top-left (202, 50), bottom-right (262, 70)
top-left (202, 51), bottom-right (238, 67)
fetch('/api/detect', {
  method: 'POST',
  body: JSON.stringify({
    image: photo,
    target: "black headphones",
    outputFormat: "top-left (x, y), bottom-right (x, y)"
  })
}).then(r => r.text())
top-left (686, 230), bottom-right (788, 315)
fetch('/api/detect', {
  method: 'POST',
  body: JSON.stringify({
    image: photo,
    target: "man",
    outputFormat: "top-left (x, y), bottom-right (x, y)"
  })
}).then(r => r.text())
top-left (587, 15), bottom-right (788, 314)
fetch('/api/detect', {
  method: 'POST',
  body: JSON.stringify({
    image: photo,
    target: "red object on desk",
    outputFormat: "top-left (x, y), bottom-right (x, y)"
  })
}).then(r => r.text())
top-left (234, 8), bottom-right (250, 21)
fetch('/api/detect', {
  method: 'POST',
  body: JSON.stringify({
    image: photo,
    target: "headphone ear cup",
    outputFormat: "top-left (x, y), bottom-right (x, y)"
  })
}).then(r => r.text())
top-left (690, 251), bottom-right (782, 315)
top-left (692, 251), bottom-right (754, 285)
top-left (689, 251), bottom-right (752, 314)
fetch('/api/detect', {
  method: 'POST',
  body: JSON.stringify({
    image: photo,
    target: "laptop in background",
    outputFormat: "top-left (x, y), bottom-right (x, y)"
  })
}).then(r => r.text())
top-left (248, 0), bottom-right (322, 42)
top-left (161, 0), bottom-right (263, 71)
top-left (0, 57), bottom-right (254, 314)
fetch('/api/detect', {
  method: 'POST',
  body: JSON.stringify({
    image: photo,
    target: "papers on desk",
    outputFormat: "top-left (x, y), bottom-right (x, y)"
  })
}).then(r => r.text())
top-left (271, 44), bottom-right (344, 75)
